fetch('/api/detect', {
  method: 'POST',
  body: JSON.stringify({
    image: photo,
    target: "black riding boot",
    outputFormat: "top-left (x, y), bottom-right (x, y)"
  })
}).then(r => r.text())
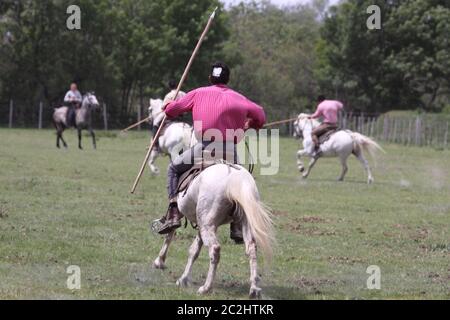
top-left (158, 202), bottom-right (183, 235)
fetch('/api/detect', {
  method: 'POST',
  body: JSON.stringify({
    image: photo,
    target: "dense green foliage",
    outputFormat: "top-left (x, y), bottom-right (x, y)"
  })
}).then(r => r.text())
top-left (1, 0), bottom-right (449, 126)
top-left (317, 0), bottom-right (450, 113)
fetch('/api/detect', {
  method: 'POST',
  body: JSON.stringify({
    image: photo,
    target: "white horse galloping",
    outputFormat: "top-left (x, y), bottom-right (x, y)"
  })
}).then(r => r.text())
top-left (294, 113), bottom-right (384, 184)
top-left (147, 98), bottom-right (193, 174)
top-left (153, 164), bottom-right (275, 299)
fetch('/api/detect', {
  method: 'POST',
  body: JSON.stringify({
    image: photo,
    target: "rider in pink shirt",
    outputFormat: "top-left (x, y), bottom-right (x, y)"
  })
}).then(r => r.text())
top-left (157, 62), bottom-right (266, 237)
top-left (309, 95), bottom-right (344, 152)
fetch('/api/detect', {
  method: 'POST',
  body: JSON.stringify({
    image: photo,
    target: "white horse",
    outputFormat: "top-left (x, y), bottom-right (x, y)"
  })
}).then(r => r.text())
top-left (293, 113), bottom-right (384, 184)
top-left (152, 163), bottom-right (275, 299)
top-left (147, 98), bottom-right (193, 174)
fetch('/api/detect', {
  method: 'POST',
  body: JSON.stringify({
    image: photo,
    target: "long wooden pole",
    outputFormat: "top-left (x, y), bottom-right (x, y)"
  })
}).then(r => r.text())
top-left (264, 117), bottom-right (298, 128)
top-left (130, 7), bottom-right (218, 194)
top-left (122, 116), bottom-right (150, 133)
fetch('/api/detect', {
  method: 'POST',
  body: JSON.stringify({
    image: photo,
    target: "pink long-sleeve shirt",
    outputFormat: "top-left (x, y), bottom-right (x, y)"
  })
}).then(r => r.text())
top-left (165, 84), bottom-right (266, 143)
top-left (311, 100), bottom-right (344, 124)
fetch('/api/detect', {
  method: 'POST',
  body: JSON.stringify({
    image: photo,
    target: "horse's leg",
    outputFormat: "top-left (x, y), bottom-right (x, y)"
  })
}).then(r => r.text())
top-left (61, 134), bottom-right (68, 148)
top-left (353, 148), bottom-right (374, 184)
top-left (153, 230), bottom-right (176, 270)
top-left (198, 226), bottom-right (220, 295)
top-left (148, 149), bottom-right (160, 175)
top-left (302, 156), bottom-right (319, 179)
top-left (78, 128), bottom-right (83, 150)
top-left (90, 128), bottom-right (96, 150)
top-left (296, 149), bottom-right (308, 173)
top-left (59, 128), bottom-right (68, 148)
top-left (56, 130), bottom-right (60, 149)
top-left (338, 155), bottom-right (349, 181)
top-left (177, 233), bottom-right (203, 287)
top-left (242, 221), bottom-right (262, 299)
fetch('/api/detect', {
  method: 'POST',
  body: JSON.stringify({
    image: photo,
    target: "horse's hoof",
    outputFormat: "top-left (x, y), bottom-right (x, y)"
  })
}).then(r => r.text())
top-left (368, 178), bottom-right (374, 184)
top-left (249, 287), bottom-right (262, 300)
top-left (299, 167), bottom-right (305, 173)
top-left (176, 277), bottom-right (191, 288)
top-left (153, 258), bottom-right (166, 270)
top-left (302, 174), bottom-right (308, 179)
top-left (198, 286), bottom-right (211, 295)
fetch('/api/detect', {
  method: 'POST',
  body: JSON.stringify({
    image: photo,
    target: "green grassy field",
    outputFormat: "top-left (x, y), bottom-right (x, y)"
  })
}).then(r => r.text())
top-left (0, 129), bottom-right (449, 300)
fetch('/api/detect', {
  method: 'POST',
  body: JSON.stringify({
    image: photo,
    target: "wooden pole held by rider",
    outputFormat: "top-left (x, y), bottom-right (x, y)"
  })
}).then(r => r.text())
top-left (130, 7), bottom-right (218, 194)
top-left (263, 117), bottom-right (298, 128)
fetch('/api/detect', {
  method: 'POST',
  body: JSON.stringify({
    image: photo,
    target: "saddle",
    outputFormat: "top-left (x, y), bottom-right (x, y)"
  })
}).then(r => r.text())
top-left (177, 149), bottom-right (240, 197)
top-left (318, 128), bottom-right (339, 145)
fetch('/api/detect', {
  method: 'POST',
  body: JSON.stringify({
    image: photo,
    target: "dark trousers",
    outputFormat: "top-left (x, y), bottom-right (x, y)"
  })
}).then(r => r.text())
top-left (66, 102), bottom-right (79, 127)
top-left (312, 123), bottom-right (338, 148)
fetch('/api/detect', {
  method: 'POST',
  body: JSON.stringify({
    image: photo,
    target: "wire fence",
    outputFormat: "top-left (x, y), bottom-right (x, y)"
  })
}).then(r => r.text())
top-left (1, 100), bottom-right (449, 149)
top-left (0, 99), bottom-right (131, 131)
top-left (339, 113), bottom-right (449, 149)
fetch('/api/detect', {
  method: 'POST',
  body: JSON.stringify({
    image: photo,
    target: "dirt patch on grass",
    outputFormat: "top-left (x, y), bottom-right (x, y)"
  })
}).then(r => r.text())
top-left (284, 215), bottom-right (336, 235)
top-left (419, 243), bottom-right (450, 254)
top-left (290, 224), bottom-right (336, 236)
top-left (410, 227), bottom-right (430, 242)
top-left (297, 216), bottom-right (330, 223)
top-left (295, 276), bottom-right (342, 294)
top-left (427, 272), bottom-right (450, 285)
top-left (0, 206), bottom-right (8, 218)
top-left (328, 256), bottom-right (364, 265)
top-left (272, 210), bottom-right (290, 217)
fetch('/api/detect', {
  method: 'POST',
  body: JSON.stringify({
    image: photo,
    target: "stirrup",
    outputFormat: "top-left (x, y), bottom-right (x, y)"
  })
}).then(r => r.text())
top-left (150, 217), bottom-right (166, 234)
top-left (157, 219), bottom-right (182, 235)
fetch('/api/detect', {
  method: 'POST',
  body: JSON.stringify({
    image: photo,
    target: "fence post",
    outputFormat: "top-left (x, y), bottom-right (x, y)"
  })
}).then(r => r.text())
top-left (289, 114), bottom-right (294, 136)
top-left (407, 119), bottom-right (412, 146)
top-left (103, 103), bottom-right (108, 131)
top-left (444, 122), bottom-right (448, 149)
top-left (370, 117), bottom-right (375, 137)
top-left (9, 99), bottom-right (13, 128)
top-left (383, 116), bottom-right (389, 142)
top-left (38, 102), bottom-right (43, 129)
top-left (415, 116), bottom-right (421, 146)
top-left (137, 104), bottom-right (142, 131)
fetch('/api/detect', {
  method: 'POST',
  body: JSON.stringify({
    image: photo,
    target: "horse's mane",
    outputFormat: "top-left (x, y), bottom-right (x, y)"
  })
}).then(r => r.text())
top-left (297, 113), bottom-right (320, 127)
top-left (149, 98), bottom-right (163, 112)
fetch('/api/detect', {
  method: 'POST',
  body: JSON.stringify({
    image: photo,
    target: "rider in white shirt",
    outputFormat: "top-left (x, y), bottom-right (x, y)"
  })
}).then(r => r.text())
top-left (64, 83), bottom-right (82, 127)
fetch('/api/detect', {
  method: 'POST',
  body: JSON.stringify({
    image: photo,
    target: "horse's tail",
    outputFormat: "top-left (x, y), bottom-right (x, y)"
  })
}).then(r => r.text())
top-left (350, 132), bottom-right (385, 158)
top-left (226, 170), bottom-right (275, 263)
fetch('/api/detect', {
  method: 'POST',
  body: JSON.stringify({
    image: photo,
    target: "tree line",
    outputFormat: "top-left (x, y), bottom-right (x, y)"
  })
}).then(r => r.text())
top-left (1, 0), bottom-right (449, 127)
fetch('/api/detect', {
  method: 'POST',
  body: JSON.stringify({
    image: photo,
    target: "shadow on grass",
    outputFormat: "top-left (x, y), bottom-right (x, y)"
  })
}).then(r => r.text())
top-left (213, 281), bottom-right (308, 300)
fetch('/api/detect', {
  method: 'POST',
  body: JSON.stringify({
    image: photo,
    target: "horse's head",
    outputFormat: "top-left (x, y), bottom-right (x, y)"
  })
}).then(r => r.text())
top-left (293, 113), bottom-right (319, 139)
top-left (148, 98), bottom-right (163, 124)
top-left (84, 92), bottom-right (100, 110)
